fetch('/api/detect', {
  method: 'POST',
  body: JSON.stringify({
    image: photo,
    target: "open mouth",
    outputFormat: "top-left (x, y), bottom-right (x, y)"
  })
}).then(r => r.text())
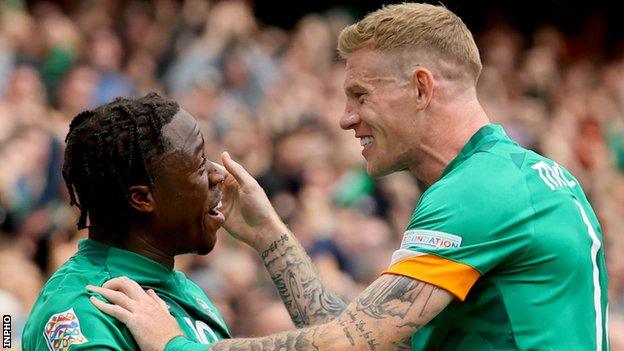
top-left (359, 136), bottom-right (374, 147)
top-left (208, 200), bottom-right (222, 216)
top-left (207, 193), bottom-right (225, 224)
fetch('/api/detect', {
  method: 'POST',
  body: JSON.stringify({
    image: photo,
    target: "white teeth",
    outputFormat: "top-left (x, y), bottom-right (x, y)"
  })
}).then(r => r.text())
top-left (210, 200), bottom-right (222, 212)
top-left (360, 136), bottom-right (374, 147)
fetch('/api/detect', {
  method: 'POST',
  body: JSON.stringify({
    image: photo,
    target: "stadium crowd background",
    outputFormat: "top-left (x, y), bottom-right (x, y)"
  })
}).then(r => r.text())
top-left (0, 0), bottom-right (623, 349)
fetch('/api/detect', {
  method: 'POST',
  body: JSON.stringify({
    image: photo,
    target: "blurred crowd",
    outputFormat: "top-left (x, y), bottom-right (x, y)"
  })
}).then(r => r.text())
top-left (0, 0), bottom-right (623, 349)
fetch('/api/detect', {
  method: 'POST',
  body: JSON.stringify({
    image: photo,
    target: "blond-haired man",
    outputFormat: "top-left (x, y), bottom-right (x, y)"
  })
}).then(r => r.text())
top-left (88, 3), bottom-right (609, 350)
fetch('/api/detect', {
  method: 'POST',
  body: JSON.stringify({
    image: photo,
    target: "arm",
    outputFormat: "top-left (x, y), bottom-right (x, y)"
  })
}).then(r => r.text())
top-left (89, 274), bottom-right (452, 351)
top-left (259, 229), bottom-right (346, 327)
top-left (218, 153), bottom-right (413, 348)
top-left (259, 231), bottom-right (412, 349)
top-left (211, 273), bottom-right (450, 351)
top-left (218, 153), bottom-right (346, 327)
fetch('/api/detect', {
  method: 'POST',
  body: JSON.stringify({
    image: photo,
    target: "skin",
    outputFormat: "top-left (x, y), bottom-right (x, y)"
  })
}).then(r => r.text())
top-left (88, 47), bottom-right (492, 350)
top-left (90, 109), bottom-right (225, 269)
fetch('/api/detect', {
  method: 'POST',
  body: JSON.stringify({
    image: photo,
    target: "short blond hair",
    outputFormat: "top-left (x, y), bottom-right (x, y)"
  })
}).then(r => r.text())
top-left (338, 3), bottom-right (482, 81)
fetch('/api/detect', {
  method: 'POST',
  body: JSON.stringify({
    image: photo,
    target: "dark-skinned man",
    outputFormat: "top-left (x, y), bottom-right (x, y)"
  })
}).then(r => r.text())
top-left (22, 93), bottom-right (230, 350)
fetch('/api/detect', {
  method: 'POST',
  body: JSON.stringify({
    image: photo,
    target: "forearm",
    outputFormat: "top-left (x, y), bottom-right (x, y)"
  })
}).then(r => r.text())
top-left (207, 274), bottom-right (436, 351)
top-left (258, 227), bottom-right (347, 327)
top-left (208, 312), bottom-right (392, 351)
top-left (209, 323), bottom-right (331, 351)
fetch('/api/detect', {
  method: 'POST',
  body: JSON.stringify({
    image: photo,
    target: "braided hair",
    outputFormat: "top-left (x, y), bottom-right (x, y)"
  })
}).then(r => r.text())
top-left (62, 93), bottom-right (179, 236)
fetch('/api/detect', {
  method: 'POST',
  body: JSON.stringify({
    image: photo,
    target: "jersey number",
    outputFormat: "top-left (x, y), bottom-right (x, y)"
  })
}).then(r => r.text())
top-left (183, 317), bottom-right (218, 345)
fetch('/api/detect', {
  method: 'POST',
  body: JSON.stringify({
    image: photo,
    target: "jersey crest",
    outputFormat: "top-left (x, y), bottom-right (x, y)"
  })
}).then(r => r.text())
top-left (43, 308), bottom-right (88, 351)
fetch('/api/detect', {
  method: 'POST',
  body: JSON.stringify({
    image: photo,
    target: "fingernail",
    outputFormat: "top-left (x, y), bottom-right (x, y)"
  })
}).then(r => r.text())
top-left (86, 285), bottom-right (95, 290)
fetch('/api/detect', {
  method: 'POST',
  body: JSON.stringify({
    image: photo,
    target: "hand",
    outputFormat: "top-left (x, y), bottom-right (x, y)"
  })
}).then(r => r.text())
top-left (218, 152), bottom-right (287, 250)
top-left (87, 277), bottom-right (183, 351)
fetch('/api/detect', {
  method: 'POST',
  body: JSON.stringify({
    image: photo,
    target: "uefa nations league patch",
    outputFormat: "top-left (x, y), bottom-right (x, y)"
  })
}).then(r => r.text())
top-left (401, 229), bottom-right (462, 250)
top-left (43, 308), bottom-right (88, 351)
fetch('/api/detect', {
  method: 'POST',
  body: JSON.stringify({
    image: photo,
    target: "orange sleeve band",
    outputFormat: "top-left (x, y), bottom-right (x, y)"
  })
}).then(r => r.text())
top-left (382, 254), bottom-right (481, 301)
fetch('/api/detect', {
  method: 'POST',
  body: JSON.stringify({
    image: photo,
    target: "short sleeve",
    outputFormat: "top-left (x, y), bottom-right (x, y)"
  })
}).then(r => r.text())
top-left (34, 297), bottom-right (135, 350)
top-left (384, 158), bottom-right (533, 301)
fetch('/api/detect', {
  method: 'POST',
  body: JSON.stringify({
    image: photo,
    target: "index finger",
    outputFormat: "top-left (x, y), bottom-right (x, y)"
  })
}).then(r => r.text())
top-left (212, 161), bottom-right (227, 175)
top-left (101, 276), bottom-right (147, 301)
top-left (221, 152), bottom-right (256, 187)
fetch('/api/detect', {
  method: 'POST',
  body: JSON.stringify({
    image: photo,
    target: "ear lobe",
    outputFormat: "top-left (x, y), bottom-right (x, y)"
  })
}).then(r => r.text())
top-left (413, 67), bottom-right (434, 109)
top-left (127, 185), bottom-right (155, 213)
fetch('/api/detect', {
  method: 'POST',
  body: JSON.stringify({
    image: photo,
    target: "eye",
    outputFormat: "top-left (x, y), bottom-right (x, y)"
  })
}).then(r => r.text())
top-left (198, 157), bottom-right (206, 174)
top-left (355, 92), bottom-right (367, 104)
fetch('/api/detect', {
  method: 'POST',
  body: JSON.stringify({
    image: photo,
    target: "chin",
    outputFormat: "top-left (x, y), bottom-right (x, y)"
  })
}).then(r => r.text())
top-left (366, 162), bottom-right (393, 179)
top-left (197, 234), bottom-right (217, 255)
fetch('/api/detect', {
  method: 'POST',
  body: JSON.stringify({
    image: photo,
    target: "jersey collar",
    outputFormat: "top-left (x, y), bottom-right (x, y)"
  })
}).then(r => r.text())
top-left (441, 124), bottom-right (508, 178)
top-left (78, 239), bottom-right (173, 283)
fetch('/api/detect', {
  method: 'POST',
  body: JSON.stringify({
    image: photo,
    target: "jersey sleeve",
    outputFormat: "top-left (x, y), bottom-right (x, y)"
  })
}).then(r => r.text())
top-left (33, 295), bottom-right (136, 350)
top-left (384, 157), bottom-right (533, 301)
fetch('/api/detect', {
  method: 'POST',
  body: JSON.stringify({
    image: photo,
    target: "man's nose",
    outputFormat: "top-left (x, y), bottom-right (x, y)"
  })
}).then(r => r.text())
top-left (340, 112), bottom-right (360, 130)
top-left (209, 164), bottom-right (225, 186)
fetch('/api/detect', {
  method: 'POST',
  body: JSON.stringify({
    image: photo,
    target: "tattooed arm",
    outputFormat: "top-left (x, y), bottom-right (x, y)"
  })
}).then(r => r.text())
top-left (89, 274), bottom-right (452, 351)
top-left (259, 231), bottom-right (347, 327)
top-left (210, 274), bottom-right (451, 351)
top-left (259, 232), bottom-right (416, 349)
top-left (215, 153), bottom-right (347, 327)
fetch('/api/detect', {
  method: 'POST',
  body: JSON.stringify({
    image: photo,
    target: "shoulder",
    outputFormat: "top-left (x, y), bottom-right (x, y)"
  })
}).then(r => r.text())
top-left (409, 152), bottom-right (533, 237)
top-left (421, 152), bottom-right (529, 212)
top-left (24, 274), bottom-right (135, 350)
top-left (25, 294), bottom-right (135, 350)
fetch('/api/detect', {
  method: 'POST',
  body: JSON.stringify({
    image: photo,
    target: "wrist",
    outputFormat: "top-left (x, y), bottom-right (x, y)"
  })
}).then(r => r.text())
top-left (164, 335), bottom-right (208, 351)
top-left (253, 218), bottom-right (289, 251)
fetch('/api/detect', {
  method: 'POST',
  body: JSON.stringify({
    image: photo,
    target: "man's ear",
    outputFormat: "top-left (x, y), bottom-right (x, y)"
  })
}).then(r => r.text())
top-left (412, 66), bottom-right (435, 110)
top-left (127, 185), bottom-right (156, 213)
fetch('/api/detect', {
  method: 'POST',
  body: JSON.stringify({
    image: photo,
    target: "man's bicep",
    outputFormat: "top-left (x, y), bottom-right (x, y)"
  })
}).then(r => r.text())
top-left (355, 273), bottom-right (452, 326)
top-left (335, 273), bottom-right (452, 350)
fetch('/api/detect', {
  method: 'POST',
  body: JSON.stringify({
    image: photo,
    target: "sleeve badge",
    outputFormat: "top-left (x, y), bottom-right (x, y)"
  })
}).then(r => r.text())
top-left (43, 308), bottom-right (88, 351)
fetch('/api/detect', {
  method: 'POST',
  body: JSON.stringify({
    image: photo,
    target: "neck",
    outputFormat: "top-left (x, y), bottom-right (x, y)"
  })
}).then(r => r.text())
top-left (408, 99), bottom-right (489, 187)
top-left (89, 225), bottom-right (175, 270)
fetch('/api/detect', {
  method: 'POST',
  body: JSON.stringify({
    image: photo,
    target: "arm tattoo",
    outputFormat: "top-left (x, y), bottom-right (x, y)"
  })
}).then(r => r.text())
top-left (261, 233), bottom-right (347, 327)
top-left (393, 337), bottom-right (412, 351)
top-left (356, 274), bottom-right (437, 320)
top-left (210, 326), bottom-right (324, 351)
top-left (210, 275), bottom-right (450, 351)
top-left (346, 310), bottom-right (380, 350)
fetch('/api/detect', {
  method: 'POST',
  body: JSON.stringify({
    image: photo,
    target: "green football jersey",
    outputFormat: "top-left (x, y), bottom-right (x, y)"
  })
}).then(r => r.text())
top-left (383, 125), bottom-right (609, 350)
top-left (23, 239), bottom-right (230, 350)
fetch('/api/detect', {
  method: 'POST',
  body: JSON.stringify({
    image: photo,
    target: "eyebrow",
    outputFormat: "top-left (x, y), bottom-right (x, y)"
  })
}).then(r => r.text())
top-left (344, 83), bottom-right (368, 96)
top-left (191, 126), bottom-right (205, 157)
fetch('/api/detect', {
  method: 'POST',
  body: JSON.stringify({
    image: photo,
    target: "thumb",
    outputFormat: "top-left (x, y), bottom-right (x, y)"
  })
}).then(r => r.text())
top-left (221, 152), bottom-right (256, 187)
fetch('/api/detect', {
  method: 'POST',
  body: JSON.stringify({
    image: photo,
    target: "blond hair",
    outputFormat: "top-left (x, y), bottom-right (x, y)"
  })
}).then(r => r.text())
top-left (338, 3), bottom-right (482, 82)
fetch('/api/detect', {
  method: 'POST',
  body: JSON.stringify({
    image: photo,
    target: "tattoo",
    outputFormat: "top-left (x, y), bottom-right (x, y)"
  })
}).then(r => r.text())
top-left (338, 318), bottom-right (356, 346)
top-left (393, 337), bottom-right (412, 351)
top-left (211, 327), bottom-right (322, 351)
top-left (418, 285), bottom-right (436, 318)
top-left (356, 275), bottom-right (436, 320)
top-left (261, 234), bottom-right (289, 259)
top-left (347, 310), bottom-right (380, 350)
top-left (211, 275), bottom-right (448, 351)
top-left (261, 234), bottom-right (347, 328)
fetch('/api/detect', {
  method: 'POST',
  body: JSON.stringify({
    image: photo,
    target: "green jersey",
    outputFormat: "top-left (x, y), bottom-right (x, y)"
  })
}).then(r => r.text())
top-left (383, 125), bottom-right (609, 350)
top-left (23, 239), bottom-right (230, 350)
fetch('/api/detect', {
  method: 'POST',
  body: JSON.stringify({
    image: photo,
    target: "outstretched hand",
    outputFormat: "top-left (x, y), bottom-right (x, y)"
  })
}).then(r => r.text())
top-left (218, 152), bottom-right (287, 250)
top-left (87, 277), bottom-right (183, 351)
